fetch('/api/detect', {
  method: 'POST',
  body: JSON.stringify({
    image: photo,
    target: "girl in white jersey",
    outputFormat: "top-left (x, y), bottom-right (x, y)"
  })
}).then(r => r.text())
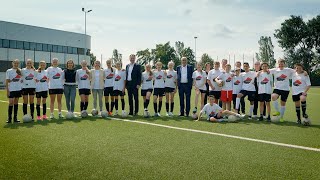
top-left (21, 59), bottom-right (36, 120)
top-left (153, 62), bottom-right (165, 117)
top-left (256, 63), bottom-right (272, 121)
top-left (216, 64), bottom-right (233, 111)
top-left (291, 64), bottom-right (311, 124)
top-left (47, 58), bottom-right (64, 119)
top-left (104, 59), bottom-right (115, 116)
top-left (232, 68), bottom-right (243, 114)
top-left (141, 64), bottom-right (154, 115)
top-left (113, 62), bottom-right (126, 115)
top-left (207, 61), bottom-right (222, 104)
top-left (192, 63), bottom-right (207, 113)
top-left (164, 61), bottom-right (177, 116)
top-left (76, 60), bottom-right (91, 114)
top-left (35, 61), bottom-right (49, 121)
top-left (6, 59), bottom-right (22, 123)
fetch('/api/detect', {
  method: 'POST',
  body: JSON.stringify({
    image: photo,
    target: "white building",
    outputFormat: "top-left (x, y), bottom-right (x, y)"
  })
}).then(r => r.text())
top-left (0, 20), bottom-right (91, 87)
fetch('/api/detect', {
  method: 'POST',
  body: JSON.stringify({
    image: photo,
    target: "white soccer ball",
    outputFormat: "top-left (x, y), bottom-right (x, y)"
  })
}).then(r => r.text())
top-left (192, 113), bottom-right (198, 120)
top-left (122, 110), bottom-right (127, 118)
top-left (101, 111), bottom-right (108, 118)
top-left (143, 111), bottom-right (150, 118)
top-left (65, 112), bottom-right (74, 120)
top-left (81, 110), bottom-right (88, 118)
top-left (91, 109), bottom-right (99, 116)
top-left (23, 114), bottom-right (33, 123)
top-left (271, 115), bottom-right (280, 123)
top-left (302, 118), bottom-right (311, 126)
top-left (227, 115), bottom-right (239, 122)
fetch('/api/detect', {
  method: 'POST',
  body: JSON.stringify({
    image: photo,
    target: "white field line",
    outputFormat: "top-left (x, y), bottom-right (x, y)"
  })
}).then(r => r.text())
top-left (1, 100), bottom-right (319, 152)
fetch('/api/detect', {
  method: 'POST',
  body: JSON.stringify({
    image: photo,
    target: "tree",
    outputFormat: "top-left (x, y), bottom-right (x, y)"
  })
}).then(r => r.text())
top-left (90, 53), bottom-right (96, 66)
top-left (174, 41), bottom-right (196, 67)
top-left (112, 49), bottom-right (122, 65)
top-left (136, 48), bottom-right (154, 66)
top-left (199, 53), bottom-right (214, 67)
top-left (152, 42), bottom-right (176, 68)
top-left (256, 36), bottom-right (276, 68)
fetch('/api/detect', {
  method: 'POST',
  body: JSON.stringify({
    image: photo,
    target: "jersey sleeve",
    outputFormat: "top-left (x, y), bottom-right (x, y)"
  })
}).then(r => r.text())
top-left (192, 71), bottom-right (196, 79)
top-left (306, 76), bottom-right (311, 86)
top-left (5, 70), bottom-right (10, 80)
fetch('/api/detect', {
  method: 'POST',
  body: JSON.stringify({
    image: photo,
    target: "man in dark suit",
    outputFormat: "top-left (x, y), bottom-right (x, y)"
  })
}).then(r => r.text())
top-left (126, 54), bottom-right (141, 115)
top-left (176, 57), bottom-right (193, 117)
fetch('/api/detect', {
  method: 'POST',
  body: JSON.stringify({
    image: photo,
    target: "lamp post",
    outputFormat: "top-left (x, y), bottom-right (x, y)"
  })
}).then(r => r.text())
top-left (194, 36), bottom-right (198, 62)
top-left (82, 8), bottom-right (92, 61)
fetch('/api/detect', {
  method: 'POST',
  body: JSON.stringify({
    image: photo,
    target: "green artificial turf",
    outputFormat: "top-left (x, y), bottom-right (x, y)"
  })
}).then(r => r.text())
top-left (0, 88), bottom-right (319, 179)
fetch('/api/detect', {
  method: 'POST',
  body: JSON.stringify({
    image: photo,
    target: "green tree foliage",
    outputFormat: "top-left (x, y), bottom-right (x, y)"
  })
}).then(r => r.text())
top-left (136, 48), bottom-right (154, 66)
top-left (90, 53), bottom-right (96, 66)
top-left (112, 49), bottom-right (122, 65)
top-left (199, 53), bottom-right (214, 67)
top-left (256, 36), bottom-right (276, 68)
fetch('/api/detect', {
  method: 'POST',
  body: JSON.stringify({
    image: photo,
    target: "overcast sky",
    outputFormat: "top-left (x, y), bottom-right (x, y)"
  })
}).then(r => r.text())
top-left (1, 0), bottom-right (319, 66)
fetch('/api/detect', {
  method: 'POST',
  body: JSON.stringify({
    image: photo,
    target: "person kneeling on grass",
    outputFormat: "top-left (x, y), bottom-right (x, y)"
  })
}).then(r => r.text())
top-left (196, 96), bottom-right (245, 122)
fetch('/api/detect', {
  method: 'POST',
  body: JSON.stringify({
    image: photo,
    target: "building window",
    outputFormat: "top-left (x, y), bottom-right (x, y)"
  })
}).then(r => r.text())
top-left (0, 39), bottom-right (2, 48)
top-left (72, 47), bottom-right (77, 54)
top-left (47, 44), bottom-right (52, 52)
top-left (63, 46), bottom-right (68, 53)
top-left (36, 43), bottom-right (42, 51)
top-left (17, 41), bottom-right (24, 49)
top-left (67, 46), bottom-right (73, 54)
top-left (30, 42), bottom-right (36, 50)
top-left (57, 46), bottom-right (63, 53)
top-left (77, 48), bottom-right (84, 55)
top-left (42, 44), bottom-right (48, 52)
top-left (2, 39), bottom-right (9, 48)
top-left (9, 40), bottom-right (17, 49)
top-left (53, 45), bottom-right (58, 52)
top-left (24, 42), bottom-right (30, 50)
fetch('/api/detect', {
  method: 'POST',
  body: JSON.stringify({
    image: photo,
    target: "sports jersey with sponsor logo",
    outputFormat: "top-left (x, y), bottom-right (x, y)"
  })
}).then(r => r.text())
top-left (257, 72), bottom-right (273, 94)
top-left (22, 68), bottom-right (36, 88)
top-left (217, 72), bottom-right (233, 91)
top-left (201, 103), bottom-right (223, 117)
top-left (232, 75), bottom-right (243, 94)
top-left (164, 70), bottom-right (177, 88)
top-left (36, 70), bottom-right (48, 92)
top-left (241, 71), bottom-right (256, 92)
top-left (141, 71), bottom-right (153, 90)
top-left (113, 69), bottom-right (126, 91)
top-left (47, 67), bottom-right (64, 89)
top-left (6, 68), bottom-right (22, 92)
top-left (153, 70), bottom-right (165, 88)
top-left (270, 68), bottom-right (295, 91)
top-left (291, 72), bottom-right (311, 95)
top-left (192, 70), bottom-right (207, 91)
top-left (207, 69), bottom-right (222, 91)
top-left (104, 67), bottom-right (115, 88)
top-left (76, 69), bottom-right (91, 89)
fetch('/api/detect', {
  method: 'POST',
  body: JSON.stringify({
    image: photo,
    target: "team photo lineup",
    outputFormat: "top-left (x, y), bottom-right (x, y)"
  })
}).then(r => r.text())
top-left (5, 55), bottom-right (311, 125)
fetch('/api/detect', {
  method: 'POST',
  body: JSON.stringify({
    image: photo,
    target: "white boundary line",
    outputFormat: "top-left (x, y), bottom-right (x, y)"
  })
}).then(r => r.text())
top-left (1, 100), bottom-right (319, 152)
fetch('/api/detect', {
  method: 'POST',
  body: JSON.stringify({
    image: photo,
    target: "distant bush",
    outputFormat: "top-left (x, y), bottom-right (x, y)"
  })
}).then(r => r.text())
top-left (310, 69), bottom-right (320, 86)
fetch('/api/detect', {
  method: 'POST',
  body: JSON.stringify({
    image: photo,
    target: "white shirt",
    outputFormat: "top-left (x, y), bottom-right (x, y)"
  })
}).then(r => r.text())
top-left (207, 69), bottom-right (222, 91)
top-left (201, 103), bottom-right (223, 117)
top-left (181, 65), bottom-right (188, 83)
top-left (164, 70), bottom-right (177, 88)
top-left (93, 70), bottom-right (100, 89)
top-left (21, 68), bottom-right (36, 88)
top-left (232, 75), bottom-right (243, 94)
top-left (141, 72), bottom-right (153, 90)
top-left (104, 67), bottom-right (115, 88)
top-left (241, 71), bottom-right (256, 92)
top-left (270, 68), bottom-right (295, 91)
top-left (127, 63), bottom-right (134, 81)
top-left (113, 69), bottom-right (126, 91)
top-left (192, 70), bottom-right (207, 91)
top-left (291, 72), bottom-right (311, 95)
top-left (257, 72), bottom-right (273, 94)
top-left (36, 70), bottom-right (48, 92)
top-left (153, 70), bottom-right (165, 88)
top-left (76, 69), bottom-right (91, 89)
top-left (6, 68), bottom-right (22, 92)
top-left (47, 66), bottom-right (64, 89)
top-left (217, 72), bottom-right (233, 91)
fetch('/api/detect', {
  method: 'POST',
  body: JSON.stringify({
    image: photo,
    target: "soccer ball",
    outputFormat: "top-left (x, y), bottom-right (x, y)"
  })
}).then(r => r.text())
top-left (91, 109), bottom-right (99, 116)
top-left (302, 118), bottom-right (311, 126)
top-left (65, 112), bottom-right (74, 120)
top-left (227, 115), bottom-right (239, 122)
top-left (271, 115), bottom-right (280, 123)
top-left (122, 110), bottom-right (127, 118)
top-left (101, 111), bottom-right (108, 118)
top-left (143, 111), bottom-right (150, 118)
top-left (192, 113), bottom-right (198, 120)
top-left (81, 110), bottom-right (88, 118)
top-left (23, 114), bottom-right (33, 123)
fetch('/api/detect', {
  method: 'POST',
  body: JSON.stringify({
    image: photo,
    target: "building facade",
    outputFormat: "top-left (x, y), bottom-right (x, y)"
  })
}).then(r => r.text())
top-left (0, 20), bottom-right (91, 87)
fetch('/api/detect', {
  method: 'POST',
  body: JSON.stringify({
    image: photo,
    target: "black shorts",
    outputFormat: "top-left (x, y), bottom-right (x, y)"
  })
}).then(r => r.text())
top-left (165, 87), bottom-right (175, 93)
top-left (208, 113), bottom-right (222, 120)
top-left (104, 87), bottom-right (113, 96)
top-left (21, 88), bottom-right (35, 96)
top-left (113, 90), bottom-right (125, 96)
top-left (49, 89), bottom-right (64, 95)
top-left (209, 91), bottom-right (221, 100)
top-left (36, 91), bottom-right (48, 98)
top-left (199, 89), bottom-right (207, 94)
top-left (8, 91), bottom-right (22, 98)
top-left (154, 88), bottom-right (165, 97)
top-left (258, 93), bottom-right (271, 102)
top-left (141, 89), bottom-right (153, 96)
top-left (273, 89), bottom-right (289, 102)
top-left (79, 89), bottom-right (91, 95)
top-left (239, 90), bottom-right (256, 102)
top-left (292, 93), bottom-right (305, 102)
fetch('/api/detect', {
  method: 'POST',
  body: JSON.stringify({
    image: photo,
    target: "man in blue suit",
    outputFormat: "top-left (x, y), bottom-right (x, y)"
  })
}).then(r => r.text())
top-left (126, 54), bottom-right (141, 116)
top-left (176, 57), bottom-right (194, 117)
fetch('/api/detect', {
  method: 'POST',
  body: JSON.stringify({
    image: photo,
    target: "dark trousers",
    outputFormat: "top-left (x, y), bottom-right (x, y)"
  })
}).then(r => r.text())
top-left (204, 83), bottom-right (209, 105)
top-left (253, 93), bottom-right (266, 116)
top-left (179, 83), bottom-right (191, 116)
top-left (232, 94), bottom-right (245, 113)
top-left (127, 81), bottom-right (139, 114)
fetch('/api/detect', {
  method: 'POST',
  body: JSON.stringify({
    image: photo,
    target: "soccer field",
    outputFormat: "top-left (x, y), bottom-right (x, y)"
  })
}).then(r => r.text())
top-left (0, 88), bottom-right (319, 179)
